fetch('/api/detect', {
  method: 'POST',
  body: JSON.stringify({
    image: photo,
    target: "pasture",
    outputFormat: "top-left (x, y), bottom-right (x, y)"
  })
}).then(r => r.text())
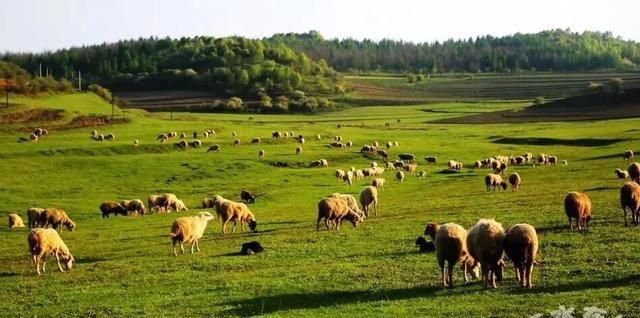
top-left (1, 92), bottom-right (639, 317)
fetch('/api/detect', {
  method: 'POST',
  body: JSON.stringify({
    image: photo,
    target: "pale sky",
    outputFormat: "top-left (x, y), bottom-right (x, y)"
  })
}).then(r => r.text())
top-left (1, 0), bottom-right (638, 53)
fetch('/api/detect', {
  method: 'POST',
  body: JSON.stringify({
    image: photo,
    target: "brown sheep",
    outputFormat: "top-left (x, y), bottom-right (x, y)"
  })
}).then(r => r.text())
top-left (28, 228), bottom-right (74, 275)
top-left (9, 213), bottom-right (25, 229)
top-left (564, 192), bottom-right (591, 230)
top-left (212, 195), bottom-right (257, 234)
top-left (508, 172), bottom-right (521, 192)
top-left (628, 162), bottom-right (640, 184)
top-left (170, 212), bottom-right (215, 256)
top-left (100, 201), bottom-right (128, 218)
top-left (39, 209), bottom-right (76, 232)
top-left (27, 208), bottom-right (45, 228)
top-left (359, 186), bottom-right (378, 217)
top-left (485, 174), bottom-right (507, 191)
top-left (424, 223), bottom-right (476, 288)
top-left (624, 150), bottom-right (634, 161)
top-left (503, 224), bottom-right (538, 288)
top-left (620, 182), bottom-right (640, 226)
top-left (316, 196), bottom-right (362, 231)
top-left (467, 219), bottom-right (505, 289)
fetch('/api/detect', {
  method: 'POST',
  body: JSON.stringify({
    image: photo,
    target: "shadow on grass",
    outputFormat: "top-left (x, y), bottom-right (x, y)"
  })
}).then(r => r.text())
top-left (584, 186), bottom-right (618, 192)
top-left (580, 150), bottom-right (638, 161)
top-left (492, 137), bottom-right (630, 147)
top-left (0, 272), bottom-right (18, 278)
top-left (75, 256), bottom-right (108, 264)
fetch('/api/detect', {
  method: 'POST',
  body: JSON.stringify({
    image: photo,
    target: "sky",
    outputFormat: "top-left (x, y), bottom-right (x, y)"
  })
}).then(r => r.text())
top-left (1, 0), bottom-right (638, 53)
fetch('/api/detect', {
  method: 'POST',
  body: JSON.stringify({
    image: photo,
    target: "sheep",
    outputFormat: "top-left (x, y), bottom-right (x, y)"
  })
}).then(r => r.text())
top-left (251, 137), bottom-right (261, 145)
top-left (548, 156), bottom-right (558, 165)
top-left (9, 213), bottom-right (25, 229)
top-left (359, 186), bottom-right (378, 217)
top-left (299, 137), bottom-right (305, 145)
top-left (561, 160), bottom-right (568, 166)
top-left (395, 170), bottom-right (405, 183)
top-left (355, 169), bottom-right (365, 180)
top-left (148, 194), bottom-right (164, 213)
top-left (169, 212), bottom-right (215, 256)
top-left (628, 162), bottom-right (640, 183)
top-left (503, 224), bottom-right (538, 288)
top-left (624, 150), bottom-right (635, 161)
top-left (564, 191), bottom-right (592, 230)
top-left (33, 128), bottom-right (44, 136)
top-left (211, 195), bottom-right (257, 234)
top-left (105, 133), bottom-right (115, 141)
top-left (284, 132), bottom-right (289, 139)
top-left (620, 182), bottom-right (640, 226)
top-left (616, 169), bottom-right (630, 179)
top-left (373, 141), bottom-right (379, 148)
top-left (233, 139), bottom-right (241, 147)
top-left (315, 134), bottom-right (322, 141)
top-left (393, 161), bottom-right (405, 169)
top-left (403, 163), bottom-right (417, 173)
top-left (100, 201), bottom-right (128, 218)
top-left (326, 193), bottom-right (365, 219)
top-left (467, 219), bottom-right (505, 289)
top-left (448, 160), bottom-right (463, 171)
top-left (343, 170), bottom-right (354, 186)
top-left (386, 141), bottom-right (393, 149)
top-left (157, 133), bottom-right (168, 143)
top-left (40, 209), bottom-right (76, 232)
top-left (176, 140), bottom-right (187, 149)
top-left (202, 197), bottom-right (215, 209)
top-left (173, 199), bottom-right (189, 212)
top-left (27, 207), bottom-right (45, 228)
top-left (377, 150), bottom-right (388, 160)
top-left (258, 149), bottom-right (265, 159)
top-left (393, 141), bottom-right (399, 148)
top-left (316, 196), bottom-right (363, 231)
top-left (537, 153), bottom-right (548, 165)
top-left (189, 139), bottom-right (202, 148)
top-left (416, 171), bottom-right (427, 179)
top-left (133, 139), bottom-right (139, 146)
top-left (28, 228), bottom-right (74, 275)
top-left (232, 131), bottom-right (237, 137)
top-left (508, 173), bottom-right (521, 192)
top-left (372, 178), bottom-right (385, 191)
top-left (272, 131), bottom-right (281, 139)
top-left (371, 161), bottom-right (378, 168)
top-left (335, 169), bottom-right (346, 182)
top-left (425, 156), bottom-right (437, 164)
top-left (485, 174), bottom-right (507, 191)
top-left (474, 160), bottom-right (482, 169)
top-left (415, 236), bottom-right (435, 253)
top-left (179, 132), bottom-right (186, 139)
top-left (398, 153), bottom-right (415, 162)
top-left (240, 190), bottom-right (256, 204)
top-left (122, 199), bottom-right (145, 215)
top-left (96, 134), bottom-right (105, 141)
top-left (207, 144), bottom-right (221, 152)
top-left (296, 146), bottom-right (302, 155)
top-left (424, 223), bottom-right (476, 288)
top-left (30, 134), bottom-right (39, 142)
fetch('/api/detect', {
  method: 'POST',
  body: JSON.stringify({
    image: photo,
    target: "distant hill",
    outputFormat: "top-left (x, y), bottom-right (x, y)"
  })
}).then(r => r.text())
top-left (433, 88), bottom-right (640, 124)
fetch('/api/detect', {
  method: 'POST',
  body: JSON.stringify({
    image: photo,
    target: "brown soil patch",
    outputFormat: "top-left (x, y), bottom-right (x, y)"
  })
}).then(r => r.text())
top-left (0, 108), bottom-right (64, 124)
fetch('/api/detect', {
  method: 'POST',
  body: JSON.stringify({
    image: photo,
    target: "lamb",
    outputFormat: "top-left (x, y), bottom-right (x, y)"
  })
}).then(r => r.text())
top-left (448, 160), bottom-right (463, 171)
top-left (258, 149), bottom-right (265, 159)
top-left (624, 150), bottom-right (635, 161)
top-left (251, 137), bottom-right (261, 145)
top-left (628, 162), bottom-right (640, 183)
top-left (561, 160), bottom-right (568, 166)
top-left (211, 195), bottom-right (258, 234)
top-left (202, 197), bottom-right (215, 208)
top-left (467, 219), bottom-right (505, 289)
top-left (485, 174), bottom-right (507, 191)
top-left (232, 131), bottom-right (237, 137)
top-left (179, 132), bottom-right (186, 139)
top-left (316, 196), bottom-right (363, 231)
top-left (296, 146), bottom-right (302, 155)
top-left (355, 170), bottom-right (365, 180)
top-left (425, 156), bottom-right (437, 164)
top-left (121, 199), bottom-right (145, 215)
top-left (207, 144), bottom-right (221, 152)
top-left (28, 228), bottom-right (74, 275)
top-left (30, 134), bottom-right (39, 142)
top-left (359, 186), bottom-right (379, 217)
top-left (620, 182), bottom-right (640, 226)
top-left (564, 191), bottom-right (592, 230)
top-left (9, 213), bottom-right (25, 229)
top-left (395, 170), bottom-right (405, 183)
top-left (27, 208), bottom-right (45, 228)
top-left (100, 201), bottom-right (128, 218)
top-left (240, 190), bottom-right (256, 204)
top-left (39, 209), bottom-right (76, 231)
top-left (508, 172), bottom-right (521, 192)
top-left (372, 178), bottom-right (385, 191)
top-left (474, 160), bottom-right (482, 169)
top-left (424, 223), bottom-right (476, 288)
top-left (169, 212), bottom-right (215, 256)
top-left (616, 169), bottom-right (630, 179)
top-left (503, 224), bottom-right (538, 288)
top-left (416, 171), bottom-right (427, 179)
top-left (299, 137), bottom-right (305, 145)
top-left (316, 134), bottom-right (322, 141)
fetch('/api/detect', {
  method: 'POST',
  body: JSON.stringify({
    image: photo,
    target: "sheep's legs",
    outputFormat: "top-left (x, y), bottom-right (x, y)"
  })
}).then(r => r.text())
top-left (55, 252), bottom-right (65, 272)
top-left (439, 260), bottom-right (447, 288)
top-left (568, 217), bottom-right (573, 230)
top-left (41, 258), bottom-right (46, 273)
top-left (525, 263), bottom-right (534, 288)
top-left (232, 221), bottom-right (237, 233)
top-left (374, 202), bottom-right (378, 217)
top-left (190, 240), bottom-right (196, 254)
top-left (239, 219), bottom-right (245, 232)
top-left (33, 255), bottom-right (41, 275)
top-left (221, 220), bottom-right (229, 235)
top-left (324, 219), bottom-right (331, 231)
top-left (172, 243), bottom-right (177, 256)
top-left (447, 262), bottom-right (454, 287)
top-left (623, 207), bottom-right (628, 226)
top-left (514, 265), bottom-right (521, 282)
top-left (195, 240), bottom-right (200, 252)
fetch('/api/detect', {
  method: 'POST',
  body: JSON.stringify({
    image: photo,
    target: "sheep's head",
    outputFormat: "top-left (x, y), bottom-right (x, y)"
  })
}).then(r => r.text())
top-left (461, 256), bottom-right (480, 279)
top-left (61, 253), bottom-right (74, 271)
top-left (423, 223), bottom-right (440, 239)
top-left (198, 212), bottom-right (214, 222)
top-left (500, 181), bottom-right (508, 190)
top-left (65, 220), bottom-right (76, 232)
top-left (248, 220), bottom-right (257, 231)
top-left (345, 210), bottom-right (364, 227)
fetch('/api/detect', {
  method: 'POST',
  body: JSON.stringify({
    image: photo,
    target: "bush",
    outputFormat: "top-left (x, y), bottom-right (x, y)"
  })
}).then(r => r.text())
top-left (608, 78), bottom-right (624, 94)
top-left (533, 96), bottom-right (545, 105)
top-left (88, 84), bottom-right (113, 102)
top-left (585, 82), bottom-right (604, 94)
top-left (407, 74), bottom-right (417, 83)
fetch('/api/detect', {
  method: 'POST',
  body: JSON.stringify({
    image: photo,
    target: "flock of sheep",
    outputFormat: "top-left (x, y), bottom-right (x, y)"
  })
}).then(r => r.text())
top-left (6, 122), bottom-right (640, 295)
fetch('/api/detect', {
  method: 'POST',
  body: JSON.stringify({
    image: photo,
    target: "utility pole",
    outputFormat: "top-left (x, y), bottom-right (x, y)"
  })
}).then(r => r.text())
top-left (39, 63), bottom-right (42, 77)
top-left (77, 70), bottom-right (81, 91)
top-left (5, 70), bottom-right (9, 108)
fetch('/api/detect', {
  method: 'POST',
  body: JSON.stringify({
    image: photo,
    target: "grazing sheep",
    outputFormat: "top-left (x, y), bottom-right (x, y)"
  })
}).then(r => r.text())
top-left (474, 160), bottom-right (482, 169)
top-left (620, 182), bottom-right (640, 226)
top-left (564, 192), bottom-right (592, 230)
top-left (122, 199), bottom-right (145, 215)
top-left (485, 174), bottom-right (508, 191)
top-left (403, 163), bottom-right (417, 173)
top-left (371, 161), bottom-right (378, 168)
top-left (28, 228), bottom-right (74, 275)
top-left (232, 131), bottom-right (237, 137)
top-left (315, 134), bottom-right (322, 141)
top-left (467, 219), bottom-right (505, 289)
top-left (202, 197), bottom-right (215, 209)
top-left (561, 160), bottom-right (568, 166)
top-left (27, 208), bottom-right (45, 228)
top-left (398, 153), bottom-right (415, 162)
top-left (425, 223), bottom-right (475, 288)
top-left (372, 178), bottom-right (385, 191)
top-left (240, 190), bottom-right (256, 204)
top-left (176, 140), bottom-right (187, 149)
top-left (179, 132), bottom-right (186, 139)
top-left (251, 137), bottom-right (261, 145)
top-left (448, 160), bottom-right (464, 171)
top-left (416, 171), bottom-right (427, 179)
top-left (299, 137), bottom-right (305, 145)
top-left (157, 133), bottom-right (169, 143)
top-left (335, 169), bottom-right (346, 182)
top-left (169, 212), bottom-right (215, 256)
top-left (193, 132), bottom-right (198, 139)
top-left (343, 170), bottom-right (354, 186)
top-left (628, 162), bottom-right (640, 183)
top-left (9, 213), bottom-right (25, 229)
top-left (316, 196), bottom-right (363, 231)
top-left (134, 139), bottom-right (139, 146)
top-left (258, 149), bottom-right (265, 159)
top-left (233, 139), bottom-right (241, 147)
top-left (416, 236), bottom-right (435, 253)
top-left (296, 146), bottom-right (302, 155)
top-left (327, 193), bottom-right (365, 219)
top-left (211, 195), bottom-right (258, 234)
top-left (189, 139), bottom-right (202, 148)
top-left (148, 195), bottom-right (164, 213)
top-left (100, 201), bottom-right (128, 218)
top-left (207, 144), bottom-right (221, 152)
top-left (272, 131), bottom-right (281, 139)
top-left (173, 199), bottom-right (189, 212)
top-left (240, 241), bottom-right (264, 255)
top-left (96, 134), bottom-right (105, 141)
top-left (40, 209), bottom-right (75, 232)
top-left (616, 168), bottom-right (630, 179)
top-left (548, 156), bottom-right (558, 165)
top-left (503, 224), bottom-right (538, 288)
top-left (359, 186), bottom-right (379, 217)
top-left (354, 169), bottom-right (365, 180)
top-left (395, 170), bottom-right (405, 183)
top-left (624, 150), bottom-right (635, 161)
top-left (30, 134), bottom-right (39, 142)
top-left (105, 133), bottom-right (115, 141)
top-left (425, 156), bottom-right (437, 164)
top-left (537, 153), bottom-right (548, 165)
top-left (508, 173), bottom-right (521, 192)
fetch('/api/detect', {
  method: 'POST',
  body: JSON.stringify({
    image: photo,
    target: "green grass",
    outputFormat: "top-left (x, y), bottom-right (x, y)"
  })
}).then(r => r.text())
top-left (1, 93), bottom-right (640, 317)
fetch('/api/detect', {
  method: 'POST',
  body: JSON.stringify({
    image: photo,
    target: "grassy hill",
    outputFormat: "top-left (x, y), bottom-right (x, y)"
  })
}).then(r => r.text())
top-left (0, 93), bottom-right (639, 317)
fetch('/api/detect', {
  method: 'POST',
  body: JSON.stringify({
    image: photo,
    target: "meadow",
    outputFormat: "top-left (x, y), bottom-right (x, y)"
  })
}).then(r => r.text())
top-left (0, 92), bottom-right (639, 317)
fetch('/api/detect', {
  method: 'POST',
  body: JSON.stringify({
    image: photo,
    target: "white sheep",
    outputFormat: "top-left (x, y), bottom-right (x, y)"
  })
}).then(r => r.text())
top-left (343, 170), bottom-right (354, 186)
top-left (9, 213), bottom-right (25, 229)
top-left (467, 219), bottom-right (505, 289)
top-left (359, 186), bottom-right (379, 217)
top-left (615, 169), bottom-right (630, 179)
top-left (335, 169), bottom-right (346, 182)
top-left (296, 146), bottom-right (302, 155)
top-left (258, 149), bottom-right (265, 159)
top-left (372, 178), bottom-right (385, 191)
top-left (169, 212), bottom-right (215, 256)
top-left (395, 170), bottom-right (405, 183)
top-left (28, 228), bottom-right (74, 275)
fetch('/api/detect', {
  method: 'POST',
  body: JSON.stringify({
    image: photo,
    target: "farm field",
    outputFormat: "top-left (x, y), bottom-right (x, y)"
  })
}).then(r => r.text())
top-left (1, 93), bottom-right (640, 317)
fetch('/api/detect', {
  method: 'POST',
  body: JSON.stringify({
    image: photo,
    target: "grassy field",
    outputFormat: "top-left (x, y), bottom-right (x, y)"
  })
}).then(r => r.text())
top-left (1, 93), bottom-right (639, 317)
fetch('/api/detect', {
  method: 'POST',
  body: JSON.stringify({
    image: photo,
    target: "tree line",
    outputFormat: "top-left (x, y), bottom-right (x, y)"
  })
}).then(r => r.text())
top-left (267, 29), bottom-right (640, 73)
